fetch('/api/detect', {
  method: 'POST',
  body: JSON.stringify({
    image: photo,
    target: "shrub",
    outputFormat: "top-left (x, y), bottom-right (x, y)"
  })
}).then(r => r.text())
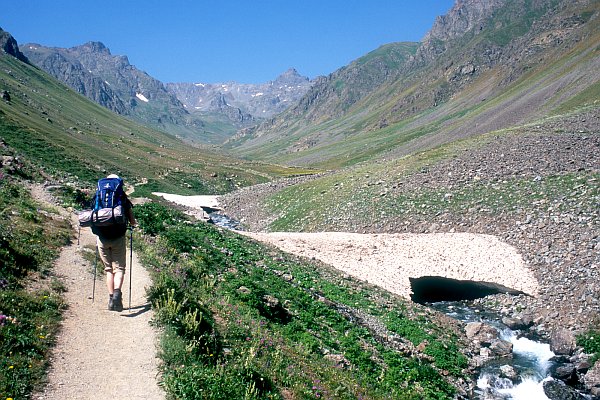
top-left (577, 327), bottom-right (600, 363)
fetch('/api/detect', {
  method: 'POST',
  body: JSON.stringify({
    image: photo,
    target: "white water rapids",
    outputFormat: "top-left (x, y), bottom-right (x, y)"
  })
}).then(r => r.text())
top-left (477, 329), bottom-right (555, 400)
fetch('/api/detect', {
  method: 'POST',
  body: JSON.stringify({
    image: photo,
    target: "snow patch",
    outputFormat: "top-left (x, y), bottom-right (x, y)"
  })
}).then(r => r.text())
top-left (136, 93), bottom-right (149, 103)
top-left (252, 92), bottom-right (264, 97)
top-left (194, 83), bottom-right (206, 87)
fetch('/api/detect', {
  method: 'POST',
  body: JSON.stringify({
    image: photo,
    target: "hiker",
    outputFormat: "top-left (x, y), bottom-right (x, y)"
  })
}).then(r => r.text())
top-left (90, 174), bottom-right (137, 311)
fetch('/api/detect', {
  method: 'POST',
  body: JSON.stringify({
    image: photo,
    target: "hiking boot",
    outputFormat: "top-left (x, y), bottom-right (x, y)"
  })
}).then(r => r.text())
top-left (112, 289), bottom-right (123, 312)
top-left (108, 294), bottom-right (114, 311)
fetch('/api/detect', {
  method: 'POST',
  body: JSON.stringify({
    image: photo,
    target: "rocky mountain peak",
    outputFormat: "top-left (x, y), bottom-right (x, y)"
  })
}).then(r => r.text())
top-left (422, 0), bottom-right (504, 43)
top-left (75, 41), bottom-right (111, 55)
top-left (273, 68), bottom-right (309, 86)
top-left (167, 69), bottom-right (314, 121)
top-left (0, 28), bottom-right (29, 63)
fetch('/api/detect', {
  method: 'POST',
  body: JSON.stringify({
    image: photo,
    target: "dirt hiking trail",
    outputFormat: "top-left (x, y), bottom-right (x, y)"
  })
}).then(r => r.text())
top-left (31, 185), bottom-right (164, 400)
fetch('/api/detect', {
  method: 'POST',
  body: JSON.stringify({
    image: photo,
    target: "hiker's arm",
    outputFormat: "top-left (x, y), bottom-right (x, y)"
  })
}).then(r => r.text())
top-left (126, 199), bottom-right (137, 227)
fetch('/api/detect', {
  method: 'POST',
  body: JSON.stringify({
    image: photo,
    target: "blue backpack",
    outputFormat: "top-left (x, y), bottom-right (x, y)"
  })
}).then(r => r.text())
top-left (95, 177), bottom-right (125, 210)
top-left (78, 177), bottom-right (128, 238)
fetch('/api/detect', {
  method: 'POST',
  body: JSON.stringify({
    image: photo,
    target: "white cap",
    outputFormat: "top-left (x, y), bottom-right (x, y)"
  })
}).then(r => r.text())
top-left (107, 174), bottom-right (120, 179)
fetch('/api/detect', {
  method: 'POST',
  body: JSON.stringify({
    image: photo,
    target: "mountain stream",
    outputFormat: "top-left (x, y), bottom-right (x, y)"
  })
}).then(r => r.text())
top-left (431, 301), bottom-right (559, 400)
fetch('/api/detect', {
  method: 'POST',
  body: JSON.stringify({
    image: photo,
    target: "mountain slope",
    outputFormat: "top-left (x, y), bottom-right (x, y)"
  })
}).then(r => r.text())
top-left (0, 29), bottom-right (312, 195)
top-left (20, 41), bottom-right (227, 144)
top-left (227, 0), bottom-right (600, 169)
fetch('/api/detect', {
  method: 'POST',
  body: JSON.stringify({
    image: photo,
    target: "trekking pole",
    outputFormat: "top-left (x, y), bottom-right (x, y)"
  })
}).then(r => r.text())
top-left (93, 244), bottom-right (98, 303)
top-left (129, 227), bottom-right (133, 312)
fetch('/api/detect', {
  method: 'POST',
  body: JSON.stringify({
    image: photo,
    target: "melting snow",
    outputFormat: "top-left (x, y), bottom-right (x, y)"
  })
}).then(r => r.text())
top-left (252, 92), bottom-right (264, 97)
top-left (136, 93), bottom-right (149, 103)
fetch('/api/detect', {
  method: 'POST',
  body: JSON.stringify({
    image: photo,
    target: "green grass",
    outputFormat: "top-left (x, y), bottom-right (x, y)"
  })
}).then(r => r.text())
top-left (135, 202), bottom-right (468, 399)
top-left (577, 325), bottom-right (600, 364)
top-left (0, 173), bottom-right (72, 399)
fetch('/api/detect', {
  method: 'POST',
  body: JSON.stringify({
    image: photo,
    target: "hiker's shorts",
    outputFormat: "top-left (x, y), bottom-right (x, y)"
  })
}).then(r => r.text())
top-left (97, 235), bottom-right (127, 274)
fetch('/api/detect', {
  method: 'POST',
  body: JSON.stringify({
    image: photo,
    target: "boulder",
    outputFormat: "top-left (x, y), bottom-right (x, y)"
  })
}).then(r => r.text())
top-left (584, 362), bottom-right (600, 393)
top-left (499, 364), bottom-right (518, 380)
top-left (549, 362), bottom-right (577, 383)
top-left (543, 378), bottom-right (586, 400)
top-left (489, 339), bottom-right (513, 357)
top-left (550, 328), bottom-right (577, 355)
top-left (465, 322), bottom-right (499, 346)
top-left (501, 316), bottom-right (533, 330)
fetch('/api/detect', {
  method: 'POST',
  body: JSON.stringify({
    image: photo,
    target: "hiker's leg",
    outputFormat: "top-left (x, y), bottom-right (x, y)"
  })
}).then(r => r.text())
top-left (97, 238), bottom-right (115, 295)
top-left (111, 235), bottom-right (127, 290)
top-left (106, 271), bottom-right (115, 293)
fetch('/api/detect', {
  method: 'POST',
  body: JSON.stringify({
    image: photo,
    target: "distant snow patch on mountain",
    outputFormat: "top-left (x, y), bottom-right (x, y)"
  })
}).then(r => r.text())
top-left (136, 93), bottom-right (149, 102)
top-left (166, 68), bottom-right (314, 120)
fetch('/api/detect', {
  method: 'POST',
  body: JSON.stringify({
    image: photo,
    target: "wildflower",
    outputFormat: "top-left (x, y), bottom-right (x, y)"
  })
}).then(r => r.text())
top-left (8, 365), bottom-right (14, 369)
top-left (0, 314), bottom-right (6, 326)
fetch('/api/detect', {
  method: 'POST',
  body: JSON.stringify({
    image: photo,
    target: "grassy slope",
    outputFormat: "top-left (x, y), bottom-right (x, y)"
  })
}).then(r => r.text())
top-left (136, 203), bottom-right (470, 399)
top-left (232, 101), bottom-right (598, 234)
top-left (0, 54), bottom-right (315, 195)
top-left (0, 155), bottom-right (72, 398)
top-left (230, 2), bottom-right (600, 169)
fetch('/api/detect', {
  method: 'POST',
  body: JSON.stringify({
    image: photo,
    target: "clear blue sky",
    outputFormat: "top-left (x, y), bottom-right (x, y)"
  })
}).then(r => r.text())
top-left (3, 1), bottom-right (454, 84)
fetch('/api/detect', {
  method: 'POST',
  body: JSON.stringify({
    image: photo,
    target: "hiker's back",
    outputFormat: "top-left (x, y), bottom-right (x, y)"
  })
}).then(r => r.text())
top-left (91, 176), bottom-right (129, 239)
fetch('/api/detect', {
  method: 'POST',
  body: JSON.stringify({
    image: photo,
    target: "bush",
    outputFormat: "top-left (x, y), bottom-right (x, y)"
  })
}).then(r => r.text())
top-left (578, 327), bottom-right (600, 363)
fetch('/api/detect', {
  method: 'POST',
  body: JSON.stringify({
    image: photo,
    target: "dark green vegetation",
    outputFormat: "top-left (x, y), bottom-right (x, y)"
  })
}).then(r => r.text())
top-left (0, 53), bottom-right (316, 195)
top-left (578, 325), bottom-right (600, 364)
top-left (135, 203), bottom-right (468, 399)
top-left (0, 163), bottom-right (71, 398)
top-left (228, 1), bottom-right (600, 169)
